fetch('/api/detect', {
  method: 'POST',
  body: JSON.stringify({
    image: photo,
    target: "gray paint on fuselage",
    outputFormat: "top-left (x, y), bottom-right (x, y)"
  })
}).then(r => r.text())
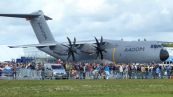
top-left (38, 39), bottom-right (163, 63)
top-left (110, 41), bottom-right (162, 63)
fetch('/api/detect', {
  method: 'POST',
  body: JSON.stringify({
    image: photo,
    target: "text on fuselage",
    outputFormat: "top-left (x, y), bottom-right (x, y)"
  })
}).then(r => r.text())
top-left (124, 47), bottom-right (145, 52)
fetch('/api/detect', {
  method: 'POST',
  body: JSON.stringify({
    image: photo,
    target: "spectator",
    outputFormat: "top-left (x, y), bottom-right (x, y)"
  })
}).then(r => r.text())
top-left (104, 64), bottom-right (110, 80)
top-left (141, 65), bottom-right (146, 79)
top-left (41, 67), bottom-right (45, 80)
top-left (156, 66), bottom-right (161, 79)
top-left (119, 65), bottom-right (123, 79)
top-left (0, 66), bottom-right (2, 76)
top-left (12, 65), bottom-right (17, 79)
top-left (93, 64), bottom-right (100, 79)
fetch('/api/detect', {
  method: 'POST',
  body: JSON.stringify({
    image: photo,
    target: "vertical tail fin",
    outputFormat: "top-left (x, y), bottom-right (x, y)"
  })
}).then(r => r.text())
top-left (29, 10), bottom-right (55, 43)
top-left (0, 10), bottom-right (56, 43)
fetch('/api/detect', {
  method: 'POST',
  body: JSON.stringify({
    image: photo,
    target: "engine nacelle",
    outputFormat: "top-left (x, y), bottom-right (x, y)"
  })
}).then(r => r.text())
top-left (80, 43), bottom-right (96, 55)
top-left (49, 45), bottom-right (67, 55)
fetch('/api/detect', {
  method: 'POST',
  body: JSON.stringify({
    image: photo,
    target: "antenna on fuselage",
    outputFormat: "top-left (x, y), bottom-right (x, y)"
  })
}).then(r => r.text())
top-left (144, 38), bottom-right (147, 41)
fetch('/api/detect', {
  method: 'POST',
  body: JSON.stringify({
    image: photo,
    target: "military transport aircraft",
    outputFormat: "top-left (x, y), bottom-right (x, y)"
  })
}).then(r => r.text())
top-left (0, 10), bottom-right (169, 63)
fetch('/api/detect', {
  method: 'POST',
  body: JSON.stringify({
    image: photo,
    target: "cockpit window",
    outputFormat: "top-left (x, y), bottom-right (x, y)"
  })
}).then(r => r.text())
top-left (150, 44), bottom-right (162, 48)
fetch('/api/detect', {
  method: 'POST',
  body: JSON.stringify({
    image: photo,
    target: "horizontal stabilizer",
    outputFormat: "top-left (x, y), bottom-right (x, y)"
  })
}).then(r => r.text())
top-left (8, 43), bottom-right (57, 48)
top-left (0, 14), bottom-right (52, 20)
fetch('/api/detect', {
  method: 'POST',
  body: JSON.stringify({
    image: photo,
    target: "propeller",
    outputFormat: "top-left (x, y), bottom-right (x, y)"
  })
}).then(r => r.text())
top-left (63, 37), bottom-right (78, 61)
top-left (94, 36), bottom-right (107, 60)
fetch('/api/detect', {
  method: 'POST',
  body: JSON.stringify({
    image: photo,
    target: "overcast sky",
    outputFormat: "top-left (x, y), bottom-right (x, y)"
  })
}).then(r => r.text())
top-left (0, 0), bottom-right (173, 61)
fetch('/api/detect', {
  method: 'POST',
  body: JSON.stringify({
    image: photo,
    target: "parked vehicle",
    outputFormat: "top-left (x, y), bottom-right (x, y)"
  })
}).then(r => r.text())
top-left (44, 63), bottom-right (67, 79)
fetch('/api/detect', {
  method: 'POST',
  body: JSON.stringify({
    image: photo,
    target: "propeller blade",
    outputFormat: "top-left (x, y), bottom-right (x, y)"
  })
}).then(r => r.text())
top-left (67, 37), bottom-right (72, 46)
top-left (72, 52), bottom-right (75, 61)
top-left (95, 37), bottom-right (100, 47)
top-left (62, 44), bottom-right (69, 48)
top-left (103, 49), bottom-right (107, 53)
top-left (96, 51), bottom-right (100, 59)
top-left (67, 53), bottom-right (71, 60)
top-left (101, 36), bottom-right (103, 43)
top-left (73, 37), bottom-right (76, 45)
top-left (100, 51), bottom-right (103, 60)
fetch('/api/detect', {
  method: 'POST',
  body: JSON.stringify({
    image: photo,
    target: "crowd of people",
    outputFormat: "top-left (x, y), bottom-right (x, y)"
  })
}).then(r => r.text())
top-left (0, 61), bottom-right (173, 80)
top-left (64, 62), bottom-right (173, 79)
top-left (0, 62), bottom-right (43, 79)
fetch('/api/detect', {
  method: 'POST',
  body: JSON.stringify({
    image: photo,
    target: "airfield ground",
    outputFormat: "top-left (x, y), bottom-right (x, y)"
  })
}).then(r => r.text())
top-left (0, 79), bottom-right (173, 97)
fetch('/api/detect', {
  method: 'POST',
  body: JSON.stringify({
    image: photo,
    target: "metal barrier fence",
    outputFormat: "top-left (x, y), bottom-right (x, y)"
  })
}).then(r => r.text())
top-left (0, 69), bottom-right (173, 80)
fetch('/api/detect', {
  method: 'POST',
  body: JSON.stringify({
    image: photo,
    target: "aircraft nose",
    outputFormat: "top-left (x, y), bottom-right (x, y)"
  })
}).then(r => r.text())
top-left (160, 49), bottom-right (169, 61)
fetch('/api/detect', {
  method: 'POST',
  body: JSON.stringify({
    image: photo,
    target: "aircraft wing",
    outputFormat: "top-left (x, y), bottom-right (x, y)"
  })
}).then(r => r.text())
top-left (8, 43), bottom-right (57, 48)
top-left (61, 40), bottom-right (95, 45)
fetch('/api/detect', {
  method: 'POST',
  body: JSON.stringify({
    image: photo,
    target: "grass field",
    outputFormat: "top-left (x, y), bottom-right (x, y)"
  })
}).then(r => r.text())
top-left (0, 79), bottom-right (173, 97)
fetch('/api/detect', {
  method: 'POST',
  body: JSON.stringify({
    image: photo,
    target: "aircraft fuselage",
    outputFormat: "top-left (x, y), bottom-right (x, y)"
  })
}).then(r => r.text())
top-left (38, 40), bottom-right (168, 63)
